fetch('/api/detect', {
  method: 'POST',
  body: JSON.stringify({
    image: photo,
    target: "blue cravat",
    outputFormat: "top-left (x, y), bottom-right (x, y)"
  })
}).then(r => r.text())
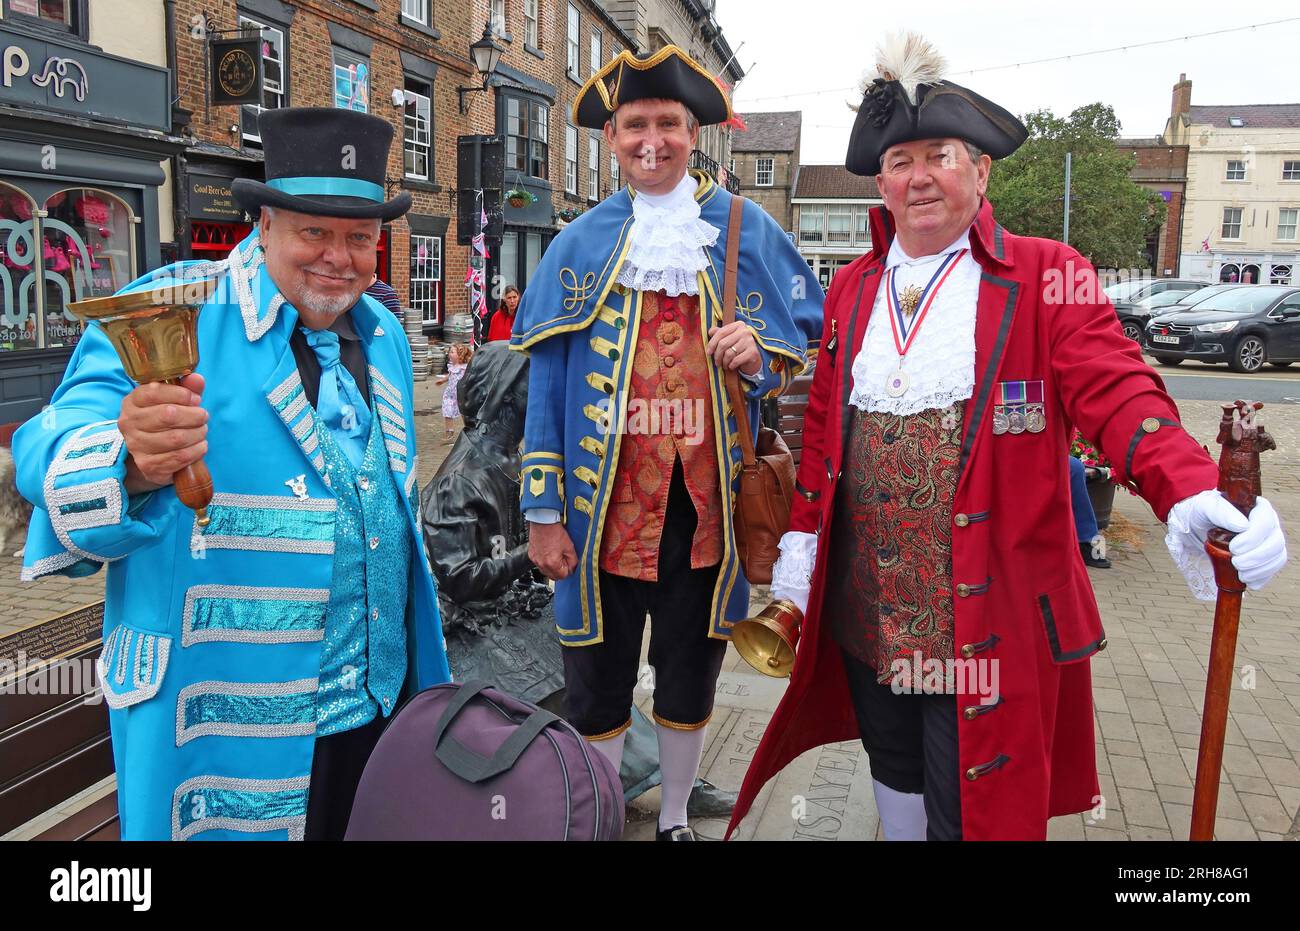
top-left (301, 326), bottom-right (371, 467)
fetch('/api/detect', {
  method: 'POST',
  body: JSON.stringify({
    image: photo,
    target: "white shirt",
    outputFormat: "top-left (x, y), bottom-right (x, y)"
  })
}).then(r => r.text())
top-left (848, 229), bottom-right (980, 416)
top-left (615, 173), bottom-right (718, 297)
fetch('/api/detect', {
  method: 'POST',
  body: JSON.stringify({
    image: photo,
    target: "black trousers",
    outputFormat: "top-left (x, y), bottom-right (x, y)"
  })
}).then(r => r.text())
top-left (840, 648), bottom-right (963, 841)
top-left (304, 712), bottom-right (388, 841)
top-left (562, 459), bottom-right (726, 737)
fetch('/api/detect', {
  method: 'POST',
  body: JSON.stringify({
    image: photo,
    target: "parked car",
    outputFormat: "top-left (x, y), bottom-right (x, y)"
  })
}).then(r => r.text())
top-left (1107, 279), bottom-right (1209, 342)
top-left (1145, 285), bottom-right (1300, 372)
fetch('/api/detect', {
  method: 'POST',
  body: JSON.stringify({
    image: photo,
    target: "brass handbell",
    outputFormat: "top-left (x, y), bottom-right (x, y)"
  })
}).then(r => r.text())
top-left (68, 278), bottom-right (220, 526)
top-left (732, 599), bottom-right (803, 678)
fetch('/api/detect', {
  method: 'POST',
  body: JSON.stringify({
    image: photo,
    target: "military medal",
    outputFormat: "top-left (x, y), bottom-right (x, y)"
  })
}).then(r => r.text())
top-left (1025, 380), bottom-right (1047, 433)
top-left (884, 248), bottom-right (968, 400)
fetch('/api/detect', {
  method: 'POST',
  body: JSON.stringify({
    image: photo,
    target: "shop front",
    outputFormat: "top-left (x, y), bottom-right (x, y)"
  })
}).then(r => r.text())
top-left (0, 21), bottom-right (177, 433)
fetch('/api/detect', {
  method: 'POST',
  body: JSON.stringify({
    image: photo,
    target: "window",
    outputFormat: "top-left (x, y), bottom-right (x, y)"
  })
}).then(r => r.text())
top-left (1, 183), bottom-right (137, 353)
top-left (239, 15), bottom-right (287, 146)
top-left (500, 231), bottom-right (547, 290)
top-left (854, 207), bottom-right (871, 245)
top-left (827, 205), bottom-right (852, 244)
top-left (333, 48), bottom-right (369, 112)
top-left (588, 136), bottom-right (600, 201)
top-left (799, 208), bottom-right (824, 244)
top-left (591, 30), bottom-right (602, 75)
top-left (6, 0), bottom-right (81, 35)
top-left (1279, 208), bottom-right (1298, 241)
top-left (489, 0), bottom-right (506, 35)
top-left (401, 0), bottom-right (429, 24)
top-left (1226, 160), bottom-right (1246, 181)
top-left (504, 95), bottom-right (548, 179)
top-left (756, 158), bottom-right (774, 187)
top-left (1285, 161), bottom-right (1300, 182)
top-left (410, 234), bottom-right (443, 326)
top-left (565, 124), bottom-right (578, 195)
top-left (1222, 207), bottom-right (1243, 239)
top-left (403, 77), bottom-right (432, 180)
top-left (610, 151), bottom-right (620, 191)
top-left (567, 4), bottom-right (580, 78)
top-left (524, 0), bottom-right (539, 48)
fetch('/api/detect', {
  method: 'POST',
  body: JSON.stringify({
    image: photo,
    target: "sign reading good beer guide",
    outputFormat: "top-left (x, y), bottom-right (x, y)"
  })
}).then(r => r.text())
top-left (188, 174), bottom-right (245, 222)
top-left (209, 36), bottom-right (263, 106)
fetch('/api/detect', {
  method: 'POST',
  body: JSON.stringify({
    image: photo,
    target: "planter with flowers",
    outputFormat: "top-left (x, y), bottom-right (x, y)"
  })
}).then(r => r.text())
top-left (505, 188), bottom-right (537, 209)
top-left (557, 206), bottom-right (585, 223)
top-left (1070, 428), bottom-right (1136, 529)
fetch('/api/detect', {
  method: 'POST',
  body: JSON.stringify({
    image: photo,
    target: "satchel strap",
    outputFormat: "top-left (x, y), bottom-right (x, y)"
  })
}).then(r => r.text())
top-left (721, 195), bottom-right (757, 469)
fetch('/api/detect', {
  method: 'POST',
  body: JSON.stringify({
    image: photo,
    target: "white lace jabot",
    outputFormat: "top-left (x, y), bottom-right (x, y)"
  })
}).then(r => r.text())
top-left (849, 229), bottom-right (979, 416)
top-left (616, 174), bottom-right (719, 297)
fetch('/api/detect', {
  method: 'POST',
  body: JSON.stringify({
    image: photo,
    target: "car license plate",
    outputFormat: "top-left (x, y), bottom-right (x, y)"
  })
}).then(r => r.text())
top-left (1151, 334), bottom-right (1179, 344)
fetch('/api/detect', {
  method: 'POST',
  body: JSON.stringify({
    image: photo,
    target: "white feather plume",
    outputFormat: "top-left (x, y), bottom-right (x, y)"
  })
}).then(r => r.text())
top-left (863, 32), bottom-right (947, 106)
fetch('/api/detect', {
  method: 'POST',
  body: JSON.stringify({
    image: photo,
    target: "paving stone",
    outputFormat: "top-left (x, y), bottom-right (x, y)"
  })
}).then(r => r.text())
top-left (1118, 786), bottom-right (1168, 829)
top-left (1110, 754), bottom-right (1154, 791)
top-left (1238, 793), bottom-right (1293, 833)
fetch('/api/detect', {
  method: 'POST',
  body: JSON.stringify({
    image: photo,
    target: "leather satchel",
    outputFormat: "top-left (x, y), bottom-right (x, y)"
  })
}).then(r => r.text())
top-left (721, 195), bottom-right (795, 585)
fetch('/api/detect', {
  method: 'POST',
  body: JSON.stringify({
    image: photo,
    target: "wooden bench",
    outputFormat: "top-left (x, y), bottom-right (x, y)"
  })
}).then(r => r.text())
top-left (0, 605), bottom-right (119, 840)
top-left (763, 373), bottom-right (814, 468)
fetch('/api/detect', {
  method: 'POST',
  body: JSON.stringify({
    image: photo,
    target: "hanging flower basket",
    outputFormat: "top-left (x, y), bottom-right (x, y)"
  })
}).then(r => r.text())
top-left (505, 188), bottom-right (537, 208)
top-left (557, 207), bottom-right (585, 223)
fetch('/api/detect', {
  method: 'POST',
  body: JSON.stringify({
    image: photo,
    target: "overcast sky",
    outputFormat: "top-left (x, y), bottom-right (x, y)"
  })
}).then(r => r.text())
top-left (721, 0), bottom-right (1300, 164)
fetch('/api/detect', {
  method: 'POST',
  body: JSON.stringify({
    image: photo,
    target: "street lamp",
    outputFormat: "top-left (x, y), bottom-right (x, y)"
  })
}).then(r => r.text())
top-left (458, 23), bottom-right (505, 114)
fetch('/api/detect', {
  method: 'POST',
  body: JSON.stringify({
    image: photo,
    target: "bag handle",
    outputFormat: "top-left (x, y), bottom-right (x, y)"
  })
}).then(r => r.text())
top-left (721, 195), bottom-right (757, 469)
top-left (431, 681), bottom-right (561, 784)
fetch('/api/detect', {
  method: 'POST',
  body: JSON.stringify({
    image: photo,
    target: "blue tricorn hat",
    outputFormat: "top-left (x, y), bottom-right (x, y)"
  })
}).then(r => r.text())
top-left (572, 45), bottom-right (731, 130)
top-left (232, 107), bottom-right (411, 221)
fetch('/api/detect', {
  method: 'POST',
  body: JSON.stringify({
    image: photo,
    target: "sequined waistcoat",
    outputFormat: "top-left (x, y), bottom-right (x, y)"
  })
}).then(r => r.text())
top-left (314, 404), bottom-right (411, 735)
top-left (599, 290), bottom-right (722, 580)
top-left (827, 403), bottom-right (964, 686)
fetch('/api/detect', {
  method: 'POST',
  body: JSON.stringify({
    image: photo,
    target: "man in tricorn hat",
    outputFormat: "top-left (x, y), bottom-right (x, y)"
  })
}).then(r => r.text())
top-left (14, 108), bottom-right (450, 840)
top-left (728, 33), bottom-right (1288, 840)
top-left (513, 46), bottom-right (822, 839)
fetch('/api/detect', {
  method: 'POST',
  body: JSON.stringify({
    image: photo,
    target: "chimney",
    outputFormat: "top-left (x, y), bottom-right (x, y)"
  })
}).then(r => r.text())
top-left (1171, 73), bottom-right (1192, 120)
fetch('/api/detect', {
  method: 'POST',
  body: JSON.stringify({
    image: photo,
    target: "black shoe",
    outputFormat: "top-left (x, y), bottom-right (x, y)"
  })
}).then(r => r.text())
top-left (1080, 541), bottom-right (1111, 569)
top-left (656, 824), bottom-right (696, 841)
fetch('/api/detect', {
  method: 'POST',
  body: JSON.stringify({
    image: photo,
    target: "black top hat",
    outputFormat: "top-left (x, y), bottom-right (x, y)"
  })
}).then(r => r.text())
top-left (572, 46), bottom-right (731, 129)
top-left (232, 108), bottom-right (411, 221)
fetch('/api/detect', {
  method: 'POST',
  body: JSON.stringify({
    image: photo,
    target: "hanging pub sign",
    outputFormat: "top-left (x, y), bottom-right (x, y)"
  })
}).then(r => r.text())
top-left (209, 35), bottom-right (262, 106)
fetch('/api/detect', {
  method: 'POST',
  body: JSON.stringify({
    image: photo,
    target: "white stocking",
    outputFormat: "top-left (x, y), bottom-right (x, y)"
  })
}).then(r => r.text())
top-left (588, 731), bottom-right (626, 774)
top-left (873, 778), bottom-right (927, 841)
top-left (657, 724), bottom-right (707, 831)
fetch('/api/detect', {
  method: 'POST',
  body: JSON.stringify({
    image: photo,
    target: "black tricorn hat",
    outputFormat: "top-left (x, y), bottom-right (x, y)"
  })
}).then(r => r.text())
top-left (573, 45), bottom-right (731, 129)
top-left (232, 107), bottom-right (411, 221)
top-left (845, 34), bottom-right (1027, 177)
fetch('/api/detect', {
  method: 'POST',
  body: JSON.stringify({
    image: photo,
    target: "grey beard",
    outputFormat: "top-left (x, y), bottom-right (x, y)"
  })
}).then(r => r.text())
top-left (296, 287), bottom-right (359, 317)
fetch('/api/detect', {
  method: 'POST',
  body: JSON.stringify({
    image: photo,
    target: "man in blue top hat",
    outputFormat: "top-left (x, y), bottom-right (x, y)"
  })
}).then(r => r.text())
top-left (13, 107), bottom-right (450, 840)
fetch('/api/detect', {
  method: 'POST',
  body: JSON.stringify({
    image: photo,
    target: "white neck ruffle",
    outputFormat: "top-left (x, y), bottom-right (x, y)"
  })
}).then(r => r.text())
top-left (616, 174), bottom-right (719, 297)
top-left (849, 230), bottom-right (979, 416)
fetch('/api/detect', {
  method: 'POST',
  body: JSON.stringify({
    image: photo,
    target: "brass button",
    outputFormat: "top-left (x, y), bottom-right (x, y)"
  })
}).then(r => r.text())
top-left (1142, 417), bottom-right (1161, 434)
top-left (956, 583), bottom-right (971, 598)
top-left (1097, 638), bottom-right (1108, 651)
top-left (960, 643), bottom-right (975, 659)
top-left (964, 706), bottom-right (979, 720)
top-left (954, 513), bottom-right (970, 528)
top-left (664, 356), bottom-right (676, 368)
top-left (965, 767), bottom-right (980, 781)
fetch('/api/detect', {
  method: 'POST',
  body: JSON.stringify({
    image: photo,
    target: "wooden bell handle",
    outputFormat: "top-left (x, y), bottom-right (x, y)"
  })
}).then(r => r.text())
top-left (165, 376), bottom-right (213, 526)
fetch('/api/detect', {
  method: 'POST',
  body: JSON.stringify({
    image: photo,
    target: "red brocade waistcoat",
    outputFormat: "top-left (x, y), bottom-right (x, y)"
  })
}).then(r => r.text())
top-left (599, 291), bottom-right (722, 580)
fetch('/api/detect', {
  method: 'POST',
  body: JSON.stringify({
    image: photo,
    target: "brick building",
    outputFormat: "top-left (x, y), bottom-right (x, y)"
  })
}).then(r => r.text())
top-left (1115, 136), bottom-right (1188, 278)
top-left (732, 110), bottom-right (800, 230)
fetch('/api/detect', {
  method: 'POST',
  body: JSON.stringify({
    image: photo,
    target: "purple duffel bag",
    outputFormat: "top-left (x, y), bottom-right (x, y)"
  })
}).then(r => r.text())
top-left (345, 681), bottom-right (624, 840)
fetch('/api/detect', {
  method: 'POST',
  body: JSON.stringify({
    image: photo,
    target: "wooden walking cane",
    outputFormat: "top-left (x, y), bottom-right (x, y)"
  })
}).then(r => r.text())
top-left (1189, 400), bottom-right (1275, 841)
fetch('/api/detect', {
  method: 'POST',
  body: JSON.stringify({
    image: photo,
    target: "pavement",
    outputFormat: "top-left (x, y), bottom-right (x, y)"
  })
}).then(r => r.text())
top-left (3, 375), bottom-right (1299, 842)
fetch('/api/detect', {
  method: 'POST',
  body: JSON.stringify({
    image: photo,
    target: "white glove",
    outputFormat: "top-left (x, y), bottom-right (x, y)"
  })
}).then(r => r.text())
top-left (1165, 490), bottom-right (1287, 599)
top-left (769, 531), bottom-right (818, 615)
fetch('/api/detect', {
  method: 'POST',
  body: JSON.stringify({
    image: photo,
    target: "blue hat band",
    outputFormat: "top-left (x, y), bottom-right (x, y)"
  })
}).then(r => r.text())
top-left (265, 176), bottom-right (386, 203)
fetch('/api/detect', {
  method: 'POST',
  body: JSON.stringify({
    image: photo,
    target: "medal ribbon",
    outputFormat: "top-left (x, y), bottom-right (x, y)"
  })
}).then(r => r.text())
top-left (886, 248), bottom-right (968, 360)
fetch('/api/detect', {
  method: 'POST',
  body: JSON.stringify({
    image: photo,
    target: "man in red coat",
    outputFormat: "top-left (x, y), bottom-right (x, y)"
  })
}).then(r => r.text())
top-left (728, 33), bottom-right (1288, 841)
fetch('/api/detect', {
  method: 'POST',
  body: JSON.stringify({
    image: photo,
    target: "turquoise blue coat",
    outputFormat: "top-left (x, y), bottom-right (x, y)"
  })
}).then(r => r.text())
top-left (510, 173), bottom-right (824, 646)
top-left (14, 232), bottom-right (450, 839)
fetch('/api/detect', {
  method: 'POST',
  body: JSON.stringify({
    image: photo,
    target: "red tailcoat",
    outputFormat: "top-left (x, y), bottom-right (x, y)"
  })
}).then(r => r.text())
top-left (727, 199), bottom-right (1219, 840)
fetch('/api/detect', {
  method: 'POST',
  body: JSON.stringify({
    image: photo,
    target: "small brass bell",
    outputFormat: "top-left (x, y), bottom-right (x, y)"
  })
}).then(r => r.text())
top-left (732, 599), bottom-right (803, 678)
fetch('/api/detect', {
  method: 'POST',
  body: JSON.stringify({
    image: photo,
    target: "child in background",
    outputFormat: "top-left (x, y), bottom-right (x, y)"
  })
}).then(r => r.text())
top-left (437, 343), bottom-right (473, 438)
